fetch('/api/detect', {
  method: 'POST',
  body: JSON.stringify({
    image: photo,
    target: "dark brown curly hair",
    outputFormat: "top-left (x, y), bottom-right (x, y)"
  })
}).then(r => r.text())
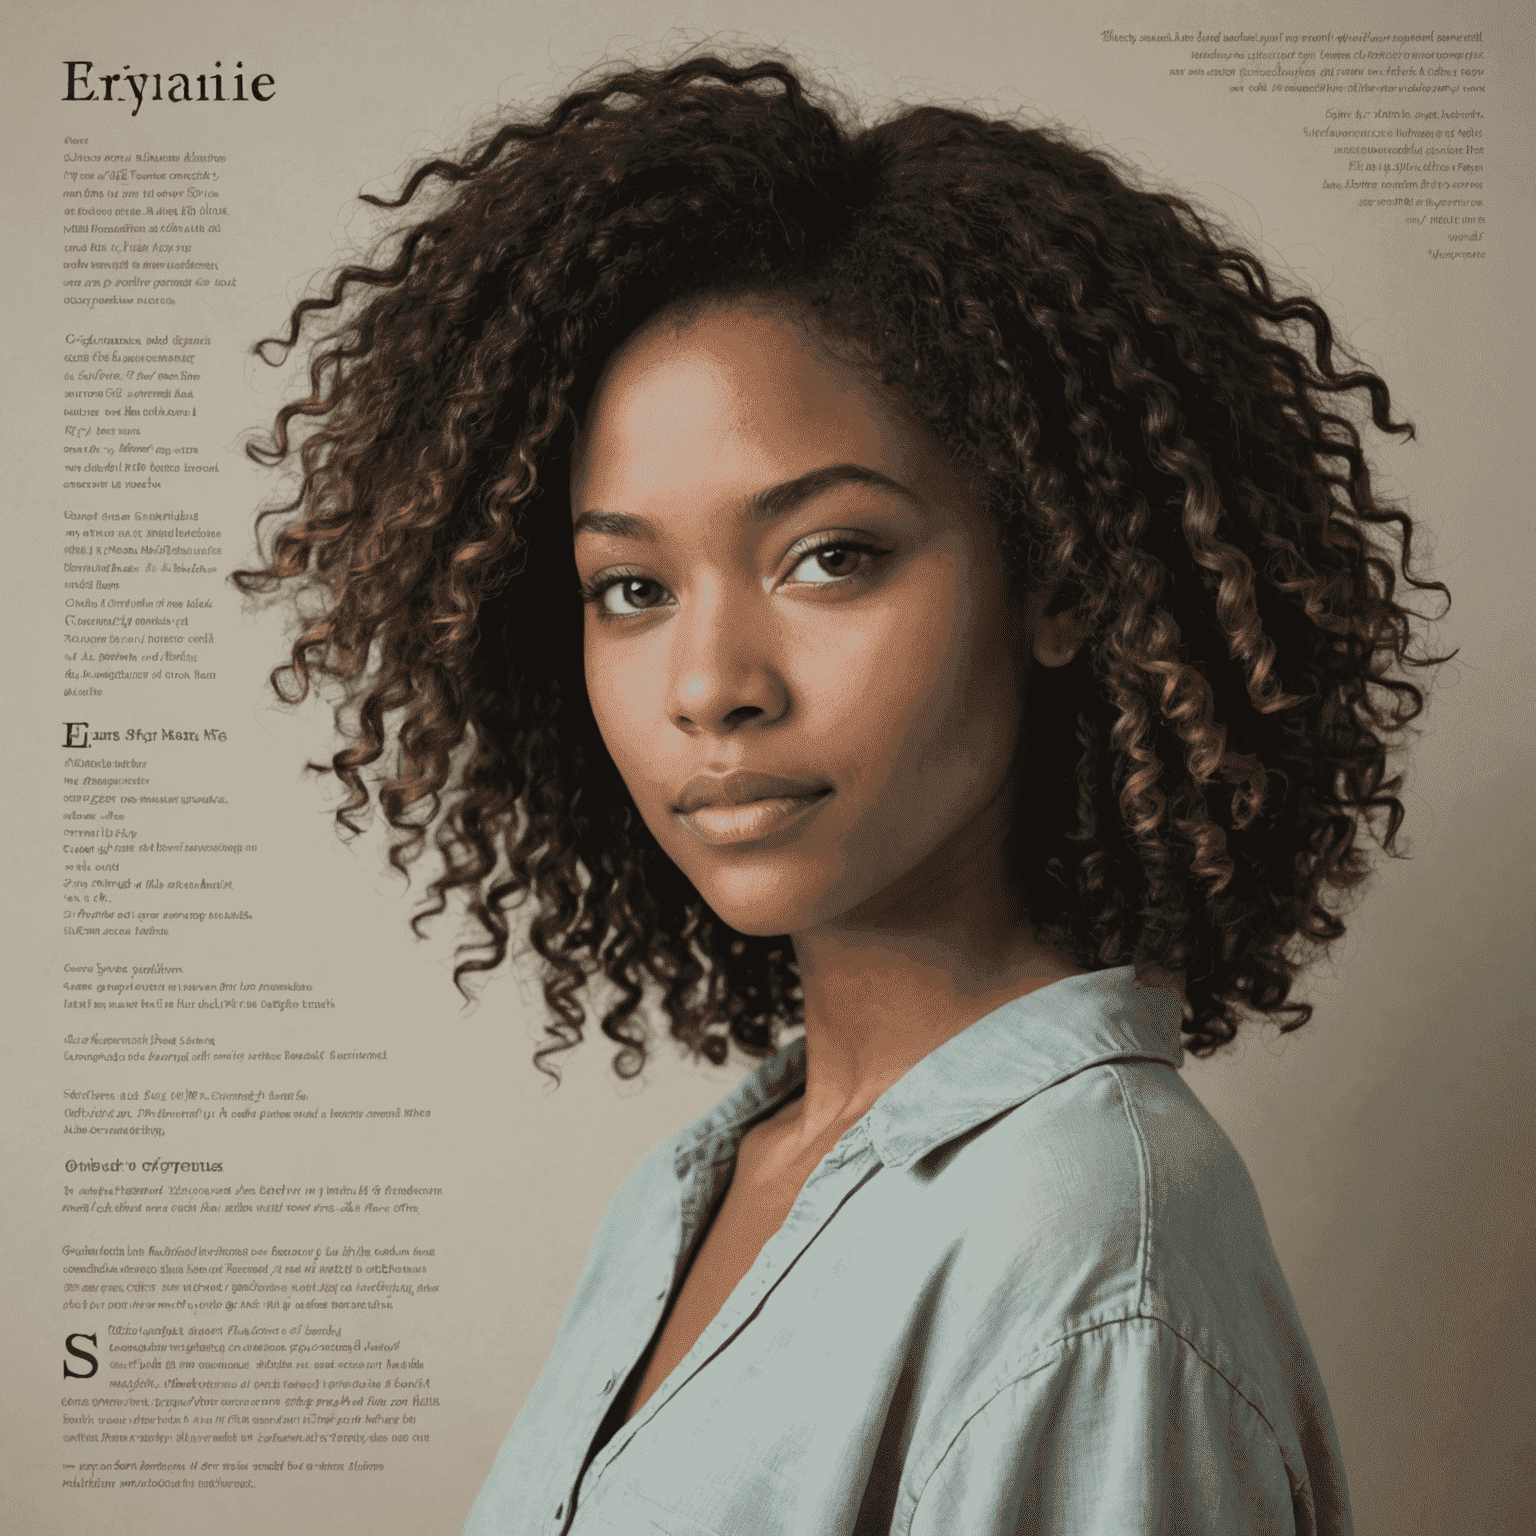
top-left (235, 54), bottom-right (1446, 1079)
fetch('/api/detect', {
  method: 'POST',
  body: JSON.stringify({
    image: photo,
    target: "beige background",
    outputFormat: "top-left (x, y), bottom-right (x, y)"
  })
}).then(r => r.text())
top-left (4, 1), bottom-right (1531, 1531)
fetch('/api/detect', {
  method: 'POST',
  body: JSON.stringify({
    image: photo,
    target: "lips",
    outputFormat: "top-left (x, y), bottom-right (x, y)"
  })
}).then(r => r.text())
top-left (672, 770), bottom-right (833, 847)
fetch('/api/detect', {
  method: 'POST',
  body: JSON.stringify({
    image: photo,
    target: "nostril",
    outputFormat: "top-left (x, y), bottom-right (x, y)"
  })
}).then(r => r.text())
top-left (668, 656), bottom-right (790, 735)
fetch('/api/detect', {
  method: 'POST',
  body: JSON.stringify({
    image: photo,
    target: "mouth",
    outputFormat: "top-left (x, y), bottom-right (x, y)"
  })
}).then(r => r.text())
top-left (672, 770), bottom-right (834, 847)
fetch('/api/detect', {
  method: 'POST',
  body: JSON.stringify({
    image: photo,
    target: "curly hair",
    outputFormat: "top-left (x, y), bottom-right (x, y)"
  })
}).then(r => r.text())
top-left (235, 54), bottom-right (1446, 1079)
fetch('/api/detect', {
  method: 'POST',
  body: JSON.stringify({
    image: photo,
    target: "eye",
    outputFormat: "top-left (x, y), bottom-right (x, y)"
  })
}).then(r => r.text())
top-left (784, 541), bottom-right (882, 586)
top-left (593, 575), bottom-right (671, 616)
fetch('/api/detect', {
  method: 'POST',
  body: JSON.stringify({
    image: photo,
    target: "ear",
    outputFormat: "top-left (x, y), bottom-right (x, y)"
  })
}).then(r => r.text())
top-left (1020, 586), bottom-right (1088, 669)
top-left (1031, 606), bottom-right (1087, 668)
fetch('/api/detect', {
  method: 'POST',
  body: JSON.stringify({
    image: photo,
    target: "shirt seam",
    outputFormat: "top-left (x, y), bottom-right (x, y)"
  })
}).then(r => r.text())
top-left (1144, 1311), bottom-right (1319, 1530)
top-left (1108, 1060), bottom-right (1317, 1527)
top-left (901, 1312), bottom-right (1314, 1534)
top-left (1107, 1061), bottom-right (1154, 1315)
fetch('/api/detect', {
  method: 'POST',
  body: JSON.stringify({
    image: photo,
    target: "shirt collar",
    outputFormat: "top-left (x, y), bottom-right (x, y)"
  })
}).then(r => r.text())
top-left (865, 966), bottom-right (1184, 1168)
top-left (680, 966), bottom-right (1183, 1171)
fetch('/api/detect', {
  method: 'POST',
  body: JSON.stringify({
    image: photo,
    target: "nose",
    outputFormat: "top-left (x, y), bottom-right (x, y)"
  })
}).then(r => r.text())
top-left (667, 585), bottom-right (790, 736)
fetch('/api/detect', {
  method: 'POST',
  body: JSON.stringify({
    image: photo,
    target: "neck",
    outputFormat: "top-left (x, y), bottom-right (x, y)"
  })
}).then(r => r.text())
top-left (779, 789), bottom-right (1084, 1152)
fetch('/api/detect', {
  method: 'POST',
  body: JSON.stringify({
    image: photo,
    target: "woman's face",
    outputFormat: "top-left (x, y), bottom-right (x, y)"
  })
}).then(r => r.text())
top-left (571, 302), bottom-right (1038, 940)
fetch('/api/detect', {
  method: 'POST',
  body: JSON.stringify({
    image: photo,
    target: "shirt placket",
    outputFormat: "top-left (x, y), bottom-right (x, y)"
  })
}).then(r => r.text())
top-left (552, 1086), bottom-right (786, 1530)
top-left (578, 1121), bottom-right (883, 1495)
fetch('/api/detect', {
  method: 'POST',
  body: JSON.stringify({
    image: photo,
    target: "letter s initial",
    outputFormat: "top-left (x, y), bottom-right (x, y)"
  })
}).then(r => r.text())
top-left (64, 1333), bottom-right (99, 1379)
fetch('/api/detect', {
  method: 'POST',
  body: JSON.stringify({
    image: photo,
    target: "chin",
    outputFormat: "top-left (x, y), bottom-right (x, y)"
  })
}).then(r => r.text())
top-left (683, 857), bottom-right (845, 942)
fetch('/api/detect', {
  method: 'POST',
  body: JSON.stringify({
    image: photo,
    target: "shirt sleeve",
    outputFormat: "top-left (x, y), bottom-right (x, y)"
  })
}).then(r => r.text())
top-left (908, 1314), bottom-right (1325, 1536)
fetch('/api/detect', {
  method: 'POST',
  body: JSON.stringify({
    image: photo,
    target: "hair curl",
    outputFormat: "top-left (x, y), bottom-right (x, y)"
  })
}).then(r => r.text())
top-left (235, 54), bottom-right (1447, 1078)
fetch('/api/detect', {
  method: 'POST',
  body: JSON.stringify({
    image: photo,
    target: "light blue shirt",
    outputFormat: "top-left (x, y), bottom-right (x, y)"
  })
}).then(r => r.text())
top-left (465, 968), bottom-right (1350, 1534)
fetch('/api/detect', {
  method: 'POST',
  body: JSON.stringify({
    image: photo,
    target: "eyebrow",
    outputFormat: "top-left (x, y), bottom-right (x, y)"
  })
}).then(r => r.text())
top-left (572, 463), bottom-right (915, 540)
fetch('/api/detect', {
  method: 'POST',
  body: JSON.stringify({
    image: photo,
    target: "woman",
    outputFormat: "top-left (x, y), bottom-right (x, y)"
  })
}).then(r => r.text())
top-left (239, 55), bottom-right (1443, 1534)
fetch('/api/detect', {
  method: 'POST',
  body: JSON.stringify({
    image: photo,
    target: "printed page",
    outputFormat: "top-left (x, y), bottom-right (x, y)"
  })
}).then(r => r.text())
top-left (3, 2), bottom-right (1529, 1533)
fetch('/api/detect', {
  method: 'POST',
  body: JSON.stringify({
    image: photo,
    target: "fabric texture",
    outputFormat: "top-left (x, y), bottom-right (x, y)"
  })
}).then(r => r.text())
top-left (463, 967), bottom-right (1351, 1535)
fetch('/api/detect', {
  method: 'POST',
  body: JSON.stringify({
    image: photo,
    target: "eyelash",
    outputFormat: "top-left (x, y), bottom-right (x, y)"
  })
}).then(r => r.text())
top-left (580, 566), bottom-right (663, 617)
top-left (783, 534), bottom-right (889, 586)
top-left (580, 535), bottom-right (890, 620)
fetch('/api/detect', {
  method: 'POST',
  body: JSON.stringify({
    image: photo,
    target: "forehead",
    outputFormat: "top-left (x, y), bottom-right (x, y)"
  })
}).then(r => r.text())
top-left (570, 305), bottom-right (932, 516)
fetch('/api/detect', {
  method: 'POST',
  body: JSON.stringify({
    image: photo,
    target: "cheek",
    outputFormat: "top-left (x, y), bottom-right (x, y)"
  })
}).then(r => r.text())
top-left (584, 633), bottom-right (667, 807)
top-left (826, 583), bottom-right (1021, 815)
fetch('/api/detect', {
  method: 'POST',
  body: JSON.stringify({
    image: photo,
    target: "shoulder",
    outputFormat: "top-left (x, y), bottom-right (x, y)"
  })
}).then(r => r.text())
top-left (954, 1056), bottom-right (1276, 1287)
top-left (928, 1057), bottom-right (1315, 1402)
top-left (1075, 1060), bottom-right (1299, 1394)
top-left (934, 1056), bottom-right (1258, 1272)
top-left (911, 1060), bottom-right (1347, 1527)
